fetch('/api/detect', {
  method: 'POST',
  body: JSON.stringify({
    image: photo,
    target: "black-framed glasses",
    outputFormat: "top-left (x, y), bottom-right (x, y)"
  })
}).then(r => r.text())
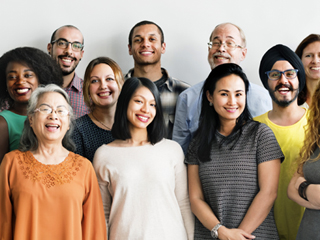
top-left (51, 38), bottom-right (84, 52)
top-left (265, 69), bottom-right (299, 81)
top-left (34, 105), bottom-right (69, 118)
top-left (207, 41), bottom-right (243, 50)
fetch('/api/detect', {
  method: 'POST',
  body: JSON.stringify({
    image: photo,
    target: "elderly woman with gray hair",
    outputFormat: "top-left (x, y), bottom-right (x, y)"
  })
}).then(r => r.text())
top-left (0, 84), bottom-right (107, 240)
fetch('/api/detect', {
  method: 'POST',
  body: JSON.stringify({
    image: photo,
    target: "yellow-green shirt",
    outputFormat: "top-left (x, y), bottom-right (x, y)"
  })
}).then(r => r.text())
top-left (254, 110), bottom-right (308, 240)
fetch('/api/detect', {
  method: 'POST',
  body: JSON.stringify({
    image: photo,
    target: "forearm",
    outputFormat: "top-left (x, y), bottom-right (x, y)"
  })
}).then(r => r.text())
top-left (305, 184), bottom-right (320, 208)
top-left (238, 190), bottom-right (276, 233)
top-left (288, 174), bottom-right (320, 209)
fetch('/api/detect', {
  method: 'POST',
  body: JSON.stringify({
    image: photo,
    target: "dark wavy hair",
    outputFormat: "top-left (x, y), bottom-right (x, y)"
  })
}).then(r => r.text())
top-left (0, 47), bottom-right (63, 109)
top-left (112, 77), bottom-right (165, 144)
top-left (296, 34), bottom-right (320, 105)
top-left (194, 63), bottom-right (253, 162)
top-left (128, 20), bottom-right (164, 46)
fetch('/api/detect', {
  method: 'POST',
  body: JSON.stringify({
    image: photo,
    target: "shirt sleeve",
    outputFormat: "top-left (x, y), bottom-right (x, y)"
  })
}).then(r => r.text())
top-left (172, 92), bottom-right (193, 154)
top-left (82, 160), bottom-right (107, 240)
top-left (0, 153), bottom-right (13, 240)
top-left (93, 147), bottom-right (112, 230)
top-left (256, 123), bottom-right (284, 164)
top-left (185, 138), bottom-right (200, 165)
top-left (173, 144), bottom-right (195, 240)
top-left (72, 123), bottom-right (85, 157)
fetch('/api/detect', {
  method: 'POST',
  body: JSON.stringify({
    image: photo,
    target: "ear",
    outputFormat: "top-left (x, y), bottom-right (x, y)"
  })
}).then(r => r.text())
top-left (80, 49), bottom-right (84, 60)
top-left (161, 42), bottom-right (166, 54)
top-left (206, 90), bottom-right (214, 104)
top-left (128, 44), bottom-right (132, 55)
top-left (29, 115), bottom-right (33, 127)
top-left (240, 47), bottom-right (247, 62)
top-left (47, 43), bottom-right (52, 56)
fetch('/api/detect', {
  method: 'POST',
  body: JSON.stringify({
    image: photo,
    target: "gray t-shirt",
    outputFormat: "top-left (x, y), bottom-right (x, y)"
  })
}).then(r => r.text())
top-left (185, 121), bottom-right (284, 239)
top-left (296, 146), bottom-right (320, 240)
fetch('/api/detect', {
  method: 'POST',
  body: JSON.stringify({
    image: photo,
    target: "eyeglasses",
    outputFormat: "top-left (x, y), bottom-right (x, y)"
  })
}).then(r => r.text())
top-left (265, 69), bottom-right (299, 81)
top-left (51, 38), bottom-right (84, 52)
top-left (34, 105), bottom-right (69, 117)
top-left (207, 41), bottom-right (243, 50)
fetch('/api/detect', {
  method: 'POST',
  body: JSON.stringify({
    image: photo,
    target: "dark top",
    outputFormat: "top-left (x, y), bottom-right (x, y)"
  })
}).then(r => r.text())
top-left (296, 146), bottom-right (320, 240)
top-left (185, 121), bottom-right (284, 239)
top-left (72, 114), bottom-right (114, 162)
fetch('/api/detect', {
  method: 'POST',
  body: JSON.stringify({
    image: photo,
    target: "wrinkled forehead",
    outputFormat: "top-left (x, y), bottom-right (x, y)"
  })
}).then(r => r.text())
top-left (210, 24), bottom-right (242, 43)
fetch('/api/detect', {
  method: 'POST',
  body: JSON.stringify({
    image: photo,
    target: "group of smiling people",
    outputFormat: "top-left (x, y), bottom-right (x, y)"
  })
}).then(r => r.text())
top-left (0, 27), bottom-right (320, 240)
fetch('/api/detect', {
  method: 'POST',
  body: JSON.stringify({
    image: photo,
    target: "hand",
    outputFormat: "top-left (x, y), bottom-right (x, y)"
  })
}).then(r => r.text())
top-left (294, 176), bottom-right (307, 190)
top-left (218, 226), bottom-right (256, 240)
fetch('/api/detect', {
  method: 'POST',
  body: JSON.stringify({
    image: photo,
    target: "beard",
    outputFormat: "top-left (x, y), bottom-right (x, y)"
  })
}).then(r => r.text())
top-left (55, 54), bottom-right (79, 76)
top-left (268, 83), bottom-right (299, 107)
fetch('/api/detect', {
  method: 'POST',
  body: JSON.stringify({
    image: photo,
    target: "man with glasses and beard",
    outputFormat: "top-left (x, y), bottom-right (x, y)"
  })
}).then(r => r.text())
top-left (47, 25), bottom-right (89, 118)
top-left (172, 22), bottom-right (272, 154)
top-left (254, 44), bottom-right (308, 240)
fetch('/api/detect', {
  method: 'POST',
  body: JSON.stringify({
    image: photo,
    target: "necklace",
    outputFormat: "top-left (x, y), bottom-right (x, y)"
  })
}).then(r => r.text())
top-left (91, 112), bottom-right (111, 130)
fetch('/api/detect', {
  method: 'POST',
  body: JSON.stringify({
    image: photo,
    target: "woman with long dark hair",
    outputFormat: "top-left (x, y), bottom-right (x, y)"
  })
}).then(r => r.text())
top-left (186, 63), bottom-right (283, 239)
top-left (93, 77), bottom-right (194, 239)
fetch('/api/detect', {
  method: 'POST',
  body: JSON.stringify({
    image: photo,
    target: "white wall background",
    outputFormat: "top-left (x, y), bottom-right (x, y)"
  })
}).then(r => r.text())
top-left (1, 0), bottom-right (320, 87)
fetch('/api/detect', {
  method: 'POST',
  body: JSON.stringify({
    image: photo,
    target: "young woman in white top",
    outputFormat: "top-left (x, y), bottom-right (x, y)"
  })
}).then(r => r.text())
top-left (93, 77), bottom-right (194, 240)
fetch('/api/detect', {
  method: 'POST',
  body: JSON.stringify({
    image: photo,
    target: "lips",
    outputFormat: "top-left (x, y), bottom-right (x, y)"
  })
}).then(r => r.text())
top-left (136, 114), bottom-right (149, 123)
top-left (58, 55), bottom-right (76, 66)
top-left (15, 88), bottom-right (30, 94)
top-left (98, 92), bottom-right (111, 97)
top-left (225, 107), bottom-right (238, 113)
top-left (140, 51), bottom-right (153, 56)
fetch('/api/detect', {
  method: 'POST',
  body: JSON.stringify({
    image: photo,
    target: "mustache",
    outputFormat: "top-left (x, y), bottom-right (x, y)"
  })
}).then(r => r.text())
top-left (212, 51), bottom-right (231, 59)
top-left (58, 55), bottom-right (77, 61)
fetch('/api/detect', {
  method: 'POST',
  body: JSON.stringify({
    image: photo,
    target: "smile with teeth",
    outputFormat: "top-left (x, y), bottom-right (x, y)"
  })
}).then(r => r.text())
top-left (45, 124), bottom-right (60, 129)
top-left (136, 115), bottom-right (149, 122)
top-left (311, 67), bottom-right (320, 70)
top-left (98, 92), bottom-right (111, 97)
top-left (16, 88), bottom-right (30, 94)
top-left (225, 107), bottom-right (238, 113)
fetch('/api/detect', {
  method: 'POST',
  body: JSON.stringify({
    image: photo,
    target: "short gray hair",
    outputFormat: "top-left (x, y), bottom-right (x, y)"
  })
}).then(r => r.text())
top-left (19, 84), bottom-right (76, 152)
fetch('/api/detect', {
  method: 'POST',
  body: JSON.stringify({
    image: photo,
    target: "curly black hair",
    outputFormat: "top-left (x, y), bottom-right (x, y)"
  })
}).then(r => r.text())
top-left (0, 47), bottom-right (63, 109)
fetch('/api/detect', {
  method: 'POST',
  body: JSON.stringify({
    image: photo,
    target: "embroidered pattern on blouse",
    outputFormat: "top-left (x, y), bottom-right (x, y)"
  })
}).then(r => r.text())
top-left (17, 152), bottom-right (83, 188)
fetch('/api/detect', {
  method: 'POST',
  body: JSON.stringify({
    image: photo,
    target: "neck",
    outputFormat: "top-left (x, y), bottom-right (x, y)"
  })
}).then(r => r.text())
top-left (90, 105), bottom-right (116, 130)
top-left (269, 101), bottom-right (306, 126)
top-left (10, 102), bottom-right (28, 115)
top-left (132, 63), bottom-right (162, 82)
top-left (62, 72), bottom-right (75, 88)
top-left (32, 142), bottom-right (68, 165)
top-left (306, 78), bottom-right (319, 105)
top-left (127, 127), bottom-right (149, 146)
top-left (219, 120), bottom-right (236, 136)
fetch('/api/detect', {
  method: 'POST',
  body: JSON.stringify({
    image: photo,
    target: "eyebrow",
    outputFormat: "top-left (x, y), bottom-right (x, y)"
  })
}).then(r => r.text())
top-left (212, 36), bottom-right (235, 41)
top-left (7, 68), bottom-right (34, 74)
top-left (39, 103), bottom-right (67, 108)
top-left (133, 33), bottom-right (158, 38)
top-left (218, 89), bottom-right (244, 92)
top-left (90, 74), bottom-right (115, 79)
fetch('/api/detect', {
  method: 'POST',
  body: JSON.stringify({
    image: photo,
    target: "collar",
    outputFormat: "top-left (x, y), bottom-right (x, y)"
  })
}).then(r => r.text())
top-left (66, 73), bottom-right (82, 92)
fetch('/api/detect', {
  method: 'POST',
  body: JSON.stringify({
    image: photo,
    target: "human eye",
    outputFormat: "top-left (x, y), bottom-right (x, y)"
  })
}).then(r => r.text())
top-left (304, 54), bottom-right (311, 58)
top-left (106, 77), bottom-right (115, 81)
top-left (57, 39), bottom-right (67, 47)
top-left (24, 72), bottom-right (34, 78)
top-left (134, 38), bottom-right (141, 43)
top-left (220, 92), bottom-right (228, 96)
top-left (226, 41), bottom-right (235, 47)
top-left (150, 102), bottom-right (156, 107)
top-left (269, 71), bottom-right (280, 79)
top-left (6, 74), bottom-right (17, 80)
top-left (72, 42), bottom-right (82, 50)
top-left (236, 92), bottom-right (243, 97)
top-left (39, 106), bottom-right (52, 113)
top-left (285, 70), bottom-right (296, 77)
top-left (212, 41), bottom-right (220, 47)
top-left (90, 78), bottom-right (99, 84)
top-left (57, 108), bottom-right (68, 116)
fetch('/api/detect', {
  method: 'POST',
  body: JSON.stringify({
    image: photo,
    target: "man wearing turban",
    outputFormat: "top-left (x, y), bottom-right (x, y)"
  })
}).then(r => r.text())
top-left (255, 44), bottom-right (307, 240)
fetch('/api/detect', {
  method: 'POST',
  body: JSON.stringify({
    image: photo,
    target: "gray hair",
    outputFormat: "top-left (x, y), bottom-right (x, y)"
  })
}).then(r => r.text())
top-left (210, 22), bottom-right (247, 48)
top-left (19, 84), bottom-right (76, 152)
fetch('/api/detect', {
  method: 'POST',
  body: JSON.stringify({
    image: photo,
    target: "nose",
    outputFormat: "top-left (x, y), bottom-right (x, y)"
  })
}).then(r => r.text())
top-left (278, 72), bottom-right (289, 84)
top-left (217, 42), bottom-right (226, 52)
top-left (16, 75), bottom-right (26, 84)
top-left (141, 103), bottom-right (150, 113)
top-left (64, 43), bottom-right (73, 55)
top-left (228, 95), bottom-right (236, 105)
top-left (100, 79), bottom-right (108, 89)
top-left (313, 55), bottom-right (320, 63)
top-left (141, 39), bottom-right (150, 48)
top-left (48, 110), bottom-right (59, 120)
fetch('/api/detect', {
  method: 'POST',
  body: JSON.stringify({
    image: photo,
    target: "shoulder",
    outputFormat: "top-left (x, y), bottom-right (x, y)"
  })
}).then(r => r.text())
top-left (157, 138), bottom-right (183, 151)
top-left (178, 81), bottom-right (204, 101)
top-left (75, 114), bottom-right (90, 126)
top-left (2, 150), bottom-right (24, 166)
top-left (69, 152), bottom-right (92, 168)
top-left (253, 112), bottom-right (269, 122)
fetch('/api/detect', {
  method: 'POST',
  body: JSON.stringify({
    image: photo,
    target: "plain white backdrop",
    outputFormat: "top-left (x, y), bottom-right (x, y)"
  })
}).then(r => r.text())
top-left (1, 0), bottom-right (320, 86)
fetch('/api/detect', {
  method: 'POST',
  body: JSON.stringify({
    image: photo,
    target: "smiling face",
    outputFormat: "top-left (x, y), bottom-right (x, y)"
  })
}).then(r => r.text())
top-left (301, 41), bottom-right (320, 81)
top-left (208, 24), bottom-right (247, 70)
top-left (127, 86), bottom-right (156, 131)
top-left (6, 61), bottom-right (39, 105)
top-left (268, 60), bottom-right (300, 107)
top-left (207, 74), bottom-right (246, 126)
top-left (29, 92), bottom-right (70, 145)
top-left (89, 63), bottom-right (120, 109)
top-left (47, 27), bottom-right (84, 76)
top-left (128, 24), bottom-right (166, 66)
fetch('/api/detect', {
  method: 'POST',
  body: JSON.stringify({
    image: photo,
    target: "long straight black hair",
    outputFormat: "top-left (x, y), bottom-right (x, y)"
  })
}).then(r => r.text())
top-left (194, 63), bottom-right (253, 162)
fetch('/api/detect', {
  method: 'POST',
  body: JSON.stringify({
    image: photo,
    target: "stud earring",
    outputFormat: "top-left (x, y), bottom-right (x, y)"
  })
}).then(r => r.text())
top-left (209, 102), bottom-right (213, 106)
